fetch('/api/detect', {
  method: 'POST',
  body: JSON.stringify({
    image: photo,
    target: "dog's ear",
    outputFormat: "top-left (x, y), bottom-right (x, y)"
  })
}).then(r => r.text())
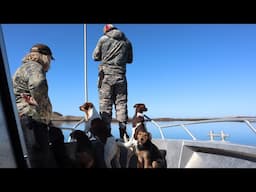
top-left (133, 104), bottom-right (138, 108)
top-left (84, 103), bottom-right (90, 110)
top-left (148, 132), bottom-right (152, 140)
top-left (134, 132), bottom-right (138, 140)
top-left (89, 103), bottom-right (94, 108)
top-left (134, 128), bottom-right (139, 140)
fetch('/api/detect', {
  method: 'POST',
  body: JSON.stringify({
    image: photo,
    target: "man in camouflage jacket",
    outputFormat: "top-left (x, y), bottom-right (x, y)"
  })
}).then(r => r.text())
top-left (93, 24), bottom-right (133, 139)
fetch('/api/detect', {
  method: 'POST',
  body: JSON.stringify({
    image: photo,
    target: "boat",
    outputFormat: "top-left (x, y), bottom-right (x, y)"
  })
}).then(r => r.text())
top-left (1, 24), bottom-right (256, 168)
top-left (145, 116), bottom-right (256, 168)
top-left (57, 115), bottom-right (256, 168)
top-left (0, 25), bottom-right (29, 168)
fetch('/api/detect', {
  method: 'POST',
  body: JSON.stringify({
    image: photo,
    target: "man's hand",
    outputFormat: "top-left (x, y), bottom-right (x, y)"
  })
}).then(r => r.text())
top-left (21, 93), bottom-right (38, 106)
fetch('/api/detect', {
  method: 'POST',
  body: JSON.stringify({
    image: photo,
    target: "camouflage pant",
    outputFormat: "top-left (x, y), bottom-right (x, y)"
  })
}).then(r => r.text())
top-left (98, 74), bottom-right (128, 128)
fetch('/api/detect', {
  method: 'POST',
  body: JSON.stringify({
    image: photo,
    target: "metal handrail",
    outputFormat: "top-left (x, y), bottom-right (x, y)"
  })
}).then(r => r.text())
top-left (159, 117), bottom-right (256, 129)
top-left (59, 127), bottom-right (76, 132)
top-left (146, 117), bottom-right (256, 141)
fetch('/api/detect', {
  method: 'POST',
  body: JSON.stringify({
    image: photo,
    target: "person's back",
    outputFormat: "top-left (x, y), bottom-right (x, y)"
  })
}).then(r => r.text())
top-left (13, 60), bottom-right (52, 124)
top-left (93, 26), bottom-right (133, 75)
top-left (13, 43), bottom-right (54, 168)
top-left (93, 24), bottom-right (133, 139)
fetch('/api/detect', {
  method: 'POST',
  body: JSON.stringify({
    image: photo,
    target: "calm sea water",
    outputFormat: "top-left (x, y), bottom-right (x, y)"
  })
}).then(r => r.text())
top-left (55, 120), bottom-right (256, 147)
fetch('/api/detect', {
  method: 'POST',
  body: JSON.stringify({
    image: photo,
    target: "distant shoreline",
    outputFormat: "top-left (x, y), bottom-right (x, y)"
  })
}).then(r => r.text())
top-left (50, 113), bottom-right (211, 122)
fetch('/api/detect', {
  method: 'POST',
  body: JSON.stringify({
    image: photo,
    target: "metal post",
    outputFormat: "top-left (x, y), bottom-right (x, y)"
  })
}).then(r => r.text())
top-left (181, 124), bottom-right (196, 140)
top-left (83, 24), bottom-right (88, 132)
top-left (84, 24), bottom-right (88, 102)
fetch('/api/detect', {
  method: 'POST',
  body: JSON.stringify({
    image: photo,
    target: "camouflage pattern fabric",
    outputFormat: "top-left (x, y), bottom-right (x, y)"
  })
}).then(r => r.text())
top-left (12, 61), bottom-right (52, 124)
top-left (93, 28), bottom-right (133, 75)
top-left (99, 74), bottom-right (128, 127)
top-left (93, 28), bottom-right (133, 133)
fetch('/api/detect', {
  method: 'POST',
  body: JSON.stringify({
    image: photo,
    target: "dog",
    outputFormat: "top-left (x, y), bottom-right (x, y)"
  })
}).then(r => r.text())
top-left (123, 103), bottom-right (148, 149)
top-left (113, 103), bottom-right (149, 167)
top-left (132, 103), bottom-right (148, 127)
top-left (48, 125), bottom-right (74, 168)
top-left (79, 102), bottom-right (121, 168)
top-left (90, 118), bottom-right (121, 168)
top-left (79, 102), bottom-right (101, 133)
top-left (79, 101), bottom-right (134, 168)
top-left (69, 130), bottom-right (95, 168)
top-left (135, 127), bottom-right (164, 168)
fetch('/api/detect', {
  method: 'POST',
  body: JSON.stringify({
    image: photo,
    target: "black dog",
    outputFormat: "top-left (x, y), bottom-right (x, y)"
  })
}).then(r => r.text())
top-left (48, 126), bottom-right (74, 168)
top-left (90, 118), bottom-right (121, 168)
top-left (69, 130), bottom-right (95, 168)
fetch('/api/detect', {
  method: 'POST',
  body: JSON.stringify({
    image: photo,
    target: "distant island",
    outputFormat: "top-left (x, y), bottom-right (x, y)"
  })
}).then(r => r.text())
top-left (51, 112), bottom-right (256, 122)
top-left (51, 112), bottom-right (83, 121)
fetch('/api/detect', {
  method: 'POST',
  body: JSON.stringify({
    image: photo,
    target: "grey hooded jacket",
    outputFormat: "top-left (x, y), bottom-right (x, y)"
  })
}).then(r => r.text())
top-left (93, 28), bottom-right (133, 75)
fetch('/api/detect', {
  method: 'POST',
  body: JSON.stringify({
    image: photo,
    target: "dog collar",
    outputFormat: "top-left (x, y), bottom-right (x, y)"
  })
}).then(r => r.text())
top-left (137, 112), bottom-right (144, 117)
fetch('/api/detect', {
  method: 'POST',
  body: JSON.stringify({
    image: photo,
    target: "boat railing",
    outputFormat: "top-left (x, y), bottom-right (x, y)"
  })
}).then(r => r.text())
top-left (144, 116), bottom-right (256, 141)
top-left (58, 116), bottom-right (256, 143)
top-left (59, 118), bottom-right (85, 142)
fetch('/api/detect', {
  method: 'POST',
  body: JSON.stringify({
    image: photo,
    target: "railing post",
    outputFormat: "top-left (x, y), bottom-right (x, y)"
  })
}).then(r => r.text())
top-left (181, 124), bottom-right (196, 140)
top-left (244, 120), bottom-right (256, 134)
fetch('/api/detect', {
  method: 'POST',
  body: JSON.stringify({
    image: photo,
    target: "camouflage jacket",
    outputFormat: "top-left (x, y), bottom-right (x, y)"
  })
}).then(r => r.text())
top-left (92, 29), bottom-right (133, 75)
top-left (12, 61), bottom-right (52, 124)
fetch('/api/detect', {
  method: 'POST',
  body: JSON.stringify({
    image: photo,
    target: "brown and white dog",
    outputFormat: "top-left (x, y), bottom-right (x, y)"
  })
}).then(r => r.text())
top-left (79, 102), bottom-right (122, 168)
top-left (132, 103), bottom-right (148, 128)
top-left (79, 102), bottom-right (101, 133)
top-left (123, 103), bottom-right (148, 149)
top-left (135, 127), bottom-right (163, 168)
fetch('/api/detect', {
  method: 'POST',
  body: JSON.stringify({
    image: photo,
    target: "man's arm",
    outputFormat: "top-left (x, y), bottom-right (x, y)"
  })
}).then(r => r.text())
top-left (127, 40), bottom-right (133, 64)
top-left (28, 66), bottom-right (50, 107)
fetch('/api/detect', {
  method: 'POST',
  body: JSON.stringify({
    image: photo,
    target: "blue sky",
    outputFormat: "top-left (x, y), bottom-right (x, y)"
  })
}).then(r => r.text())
top-left (2, 24), bottom-right (256, 119)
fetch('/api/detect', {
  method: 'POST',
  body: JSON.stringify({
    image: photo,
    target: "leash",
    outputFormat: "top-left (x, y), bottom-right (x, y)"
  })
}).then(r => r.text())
top-left (143, 114), bottom-right (165, 139)
top-left (72, 117), bottom-right (85, 130)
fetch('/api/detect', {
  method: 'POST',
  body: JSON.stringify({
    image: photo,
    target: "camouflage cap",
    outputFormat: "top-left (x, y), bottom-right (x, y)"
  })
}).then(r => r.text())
top-left (30, 43), bottom-right (54, 60)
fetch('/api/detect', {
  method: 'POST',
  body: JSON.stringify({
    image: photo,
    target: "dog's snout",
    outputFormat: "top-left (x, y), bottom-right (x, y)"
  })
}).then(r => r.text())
top-left (139, 105), bottom-right (147, 112)
top-left (70, 138), bottom-right (77, 142)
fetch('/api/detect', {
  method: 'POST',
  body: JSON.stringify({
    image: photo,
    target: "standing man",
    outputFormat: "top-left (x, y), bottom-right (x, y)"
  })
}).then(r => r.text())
top-left (92, 24), bottom-right (133, 139)
top-left (12, 43), bottom-right (54, 168)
